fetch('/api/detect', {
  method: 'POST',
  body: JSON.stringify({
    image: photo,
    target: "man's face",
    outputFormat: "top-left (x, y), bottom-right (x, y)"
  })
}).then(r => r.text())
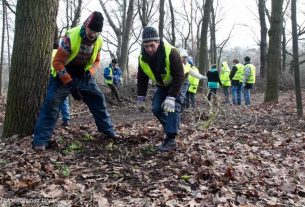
top-left (182, 56), bottom-right (188, 64)
top-left (143, 41), bottom-right (160, 57)
top-left (85, 27), bottom-right (101, 41)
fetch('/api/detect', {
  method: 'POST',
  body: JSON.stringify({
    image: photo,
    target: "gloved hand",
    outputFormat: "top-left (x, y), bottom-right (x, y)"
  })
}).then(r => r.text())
top-left (162, 96), bottom-right (176, 112)
top-left (66, 80), bottom-right (83, 101)
top-left (137, 96), bottom-right (146, 112)
top-left (84, 70), bottom-right (92, 81)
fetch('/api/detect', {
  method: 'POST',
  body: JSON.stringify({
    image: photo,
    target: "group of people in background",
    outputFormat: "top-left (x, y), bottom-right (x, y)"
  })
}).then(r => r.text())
top-left (32, 11), bottom-right (256, 152)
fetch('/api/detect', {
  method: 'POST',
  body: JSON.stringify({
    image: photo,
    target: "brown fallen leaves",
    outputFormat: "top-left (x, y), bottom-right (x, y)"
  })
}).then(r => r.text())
top-left (0, 90), bottom-right (305, 206)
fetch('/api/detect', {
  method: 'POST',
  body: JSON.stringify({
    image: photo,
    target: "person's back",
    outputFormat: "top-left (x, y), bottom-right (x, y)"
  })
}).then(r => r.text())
top-left (207, 67), bottom-right (221, 88)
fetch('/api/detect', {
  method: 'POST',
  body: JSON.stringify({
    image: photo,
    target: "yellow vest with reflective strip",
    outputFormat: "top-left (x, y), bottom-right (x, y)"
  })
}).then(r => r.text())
top-left (220, 61), bottom-right (231, 86)
top-left (51, 26), bottom-right (103, 77)
top-left (242, 63), bottom-right (256, 83)
top-left (188, 65), bottom-right (200, 93)
top-left (232, 63), bottom-right (244, 81)
top-left (139, 42), bottom-right (187, 86)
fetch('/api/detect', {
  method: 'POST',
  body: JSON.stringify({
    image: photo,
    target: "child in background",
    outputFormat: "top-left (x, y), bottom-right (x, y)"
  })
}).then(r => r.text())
top-left (206, 64), bottom-right (222, 101)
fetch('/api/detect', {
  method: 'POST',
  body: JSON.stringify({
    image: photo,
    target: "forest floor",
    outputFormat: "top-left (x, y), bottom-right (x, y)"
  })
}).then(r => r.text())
top-left (0, 89), bottom-right (305, 207)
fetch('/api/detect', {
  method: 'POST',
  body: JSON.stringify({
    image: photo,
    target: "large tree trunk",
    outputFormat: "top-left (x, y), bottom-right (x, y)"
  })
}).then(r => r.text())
top-left (291, 0), bottom-right (303, 118)
top-left (159, 0), bottom-right (165, 41)
top-left (258, 0), bottom-right (267, 79)
top-left (198, 0), bottom-right (213, 76)
top-left (120, 0), bottom-right (134, 77)
top-left (3, 0), bottom-right (59, 138)
top-left (264, 0), bottom-right (283, 103)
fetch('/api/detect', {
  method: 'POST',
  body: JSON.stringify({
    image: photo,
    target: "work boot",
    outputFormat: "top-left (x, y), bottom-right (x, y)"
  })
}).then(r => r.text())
top-left (62, 120), bottom-right (70, 127)
top-left (156, 138), bottom-right (177, 152)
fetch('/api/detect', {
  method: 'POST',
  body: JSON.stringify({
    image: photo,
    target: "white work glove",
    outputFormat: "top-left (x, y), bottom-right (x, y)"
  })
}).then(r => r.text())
top-left (137, 96), bottom-right (146, 112)
top-left (162, 96), bottom-right (176, 112)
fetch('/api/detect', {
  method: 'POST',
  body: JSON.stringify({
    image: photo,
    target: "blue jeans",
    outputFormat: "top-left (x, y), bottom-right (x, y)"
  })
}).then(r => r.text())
top-left (32, 76), bottom-right (115, 147)
top-left (243, 87), bottom-right (251, 105)
top-left (60, 97), bottom-right (70, 121)
top-left (152, 80), bottom-right (189, 135)
top-left (232, 84), bottom-right (242, 105)
top-left (185, 91), bottom-right (196, 108)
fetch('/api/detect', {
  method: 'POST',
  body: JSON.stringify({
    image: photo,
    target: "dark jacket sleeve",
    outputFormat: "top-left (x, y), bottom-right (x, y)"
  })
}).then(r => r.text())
top-left (229, 66), bottom-right (237, 80)
top-left (168, 49), bottom-right (185, 98)
top-left (137, 65), bottom-right (149, 97)
top-left (216, 71), bottom-right (222, 86)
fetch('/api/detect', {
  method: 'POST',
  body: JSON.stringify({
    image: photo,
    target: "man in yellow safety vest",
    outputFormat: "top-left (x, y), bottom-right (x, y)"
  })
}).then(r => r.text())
top-left (137, 26), bottom-right (189, 152)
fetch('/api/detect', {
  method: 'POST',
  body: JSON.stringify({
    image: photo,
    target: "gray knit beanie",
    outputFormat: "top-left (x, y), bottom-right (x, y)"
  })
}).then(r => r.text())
top-left (142, 26), bottom-right (160, 42)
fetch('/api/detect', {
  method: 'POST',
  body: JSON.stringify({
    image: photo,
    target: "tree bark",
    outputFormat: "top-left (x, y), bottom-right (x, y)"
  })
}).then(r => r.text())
top-left (291, 0), bottom-right (303, 118)
top-left (159, 0), bottom-right (165, 40)
top-left (264, 0), bottom-right (283, 103)
top-left (2, 0), bottom-right (59, 138)
top-left (258, 0), bottom-right (267, 79)
top-left (198, 0), bottom-right (213, 76)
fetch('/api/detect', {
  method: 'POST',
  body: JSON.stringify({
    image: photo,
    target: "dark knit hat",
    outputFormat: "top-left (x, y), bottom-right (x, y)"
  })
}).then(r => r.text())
top-left (84, 11), bottom-right (104, 32)
top-left (244, 56), bottom-right (251, 62)
top-left (142, 26), bottom-right (159, 42)
top-left (112, 58), bottom-right (118, 64)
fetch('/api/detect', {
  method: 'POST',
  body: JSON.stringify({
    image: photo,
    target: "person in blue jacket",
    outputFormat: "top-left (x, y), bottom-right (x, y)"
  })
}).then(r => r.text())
top-left (104, 58), bottom-right (122, 103)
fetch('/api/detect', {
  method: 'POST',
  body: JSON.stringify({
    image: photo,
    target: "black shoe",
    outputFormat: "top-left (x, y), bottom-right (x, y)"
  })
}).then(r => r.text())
top-left (156, 139), bottom-right (177, 152)
top-left (62, 120), bottom-right (70, 127)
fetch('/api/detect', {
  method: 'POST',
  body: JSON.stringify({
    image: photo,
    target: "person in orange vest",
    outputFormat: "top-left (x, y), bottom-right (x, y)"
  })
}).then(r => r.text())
top-left (53, 42), bottom-right (70, 126)
top-left (32, 11), bottom-right (121, 151)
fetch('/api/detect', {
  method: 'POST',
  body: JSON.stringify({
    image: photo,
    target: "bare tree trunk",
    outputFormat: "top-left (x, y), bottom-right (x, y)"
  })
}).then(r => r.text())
top-left (66, 0), bottom-right (69, 29)
top-left (198, 0), bottom-right (213, 76)
top-left (3, 0), bottom-right (59, 138)
top-left (282, 21), bottom-right (286, 72)
top-left (119, 0), bottom-right (134, 77)
top-left (209, 5), bottom-right (216, 65)
top-left (159, 0), bottom-right (165, 40)
top-left (168, 0), bottom-right (176, 46)
top-left (258, 0), bottom-right (267, 79)
top-left (70, 0), bottom-right (82, 28)
top-left (0, 0), bottom-right (7, 96)
top-left (5, 4), bottom-right (10, 69)
top-left (264, 0), bottom-right (283, 103)
top-left (291, 0), bottom-right (303, 118)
